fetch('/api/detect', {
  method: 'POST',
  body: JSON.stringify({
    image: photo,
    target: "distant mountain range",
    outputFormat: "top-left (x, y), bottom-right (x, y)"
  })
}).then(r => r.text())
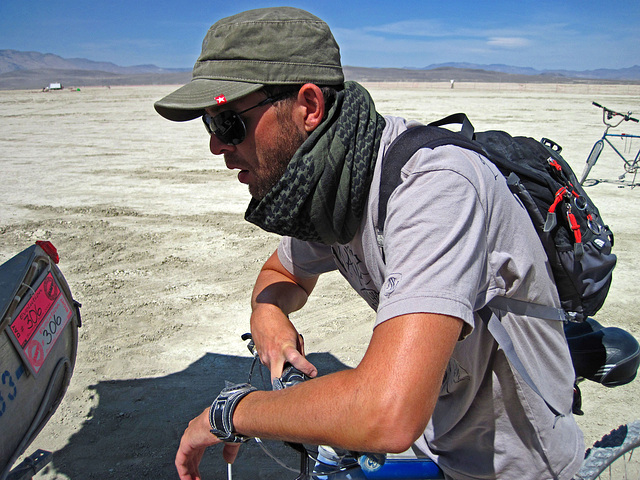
top-left (0, 49), bottom-right (188, 75)
top-left (419, 62), bottom-right (640, 81)
top-left (1, 49), bottom-right (638, 90)
top-left (0, 49), bottom-right (191, 89)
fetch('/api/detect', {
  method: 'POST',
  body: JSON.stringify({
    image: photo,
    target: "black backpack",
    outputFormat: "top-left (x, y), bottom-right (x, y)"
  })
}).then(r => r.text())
top-left (378, 113), bottom-right (616, 323)
top-left (377, 114), bottom-right (617, 416)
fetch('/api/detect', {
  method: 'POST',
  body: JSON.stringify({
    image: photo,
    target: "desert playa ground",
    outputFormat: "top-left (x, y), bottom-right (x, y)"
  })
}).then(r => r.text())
top-left (1, 82), bottom-right (639, 479)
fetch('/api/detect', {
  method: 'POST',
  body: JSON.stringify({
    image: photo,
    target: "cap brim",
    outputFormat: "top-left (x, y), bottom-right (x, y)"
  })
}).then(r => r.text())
top-left (154, 78), bottom-right (264, 122)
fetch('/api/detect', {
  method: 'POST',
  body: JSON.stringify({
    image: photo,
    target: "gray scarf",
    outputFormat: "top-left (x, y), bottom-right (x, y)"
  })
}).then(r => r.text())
top-left (245, 81), bottom-right (386, 245)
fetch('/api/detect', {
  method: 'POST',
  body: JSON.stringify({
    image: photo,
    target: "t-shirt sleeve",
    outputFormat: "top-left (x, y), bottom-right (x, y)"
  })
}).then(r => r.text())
top-left (376, 146), bottom-right (489, 331)
top-left (277, 236), bottom-right (338, 278)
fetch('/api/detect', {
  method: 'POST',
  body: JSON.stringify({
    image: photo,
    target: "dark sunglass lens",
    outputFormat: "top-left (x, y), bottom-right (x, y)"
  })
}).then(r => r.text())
top-left (203, 114), bottom-right (213, 134)
top-left (212, 111), bottom-right (246, 145)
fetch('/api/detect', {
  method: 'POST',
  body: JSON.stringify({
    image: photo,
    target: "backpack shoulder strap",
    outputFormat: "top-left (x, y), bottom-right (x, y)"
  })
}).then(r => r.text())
top-left (377, 123), bottom-right (485, 245)
top-left (479, 306), bottom-right (564, 418)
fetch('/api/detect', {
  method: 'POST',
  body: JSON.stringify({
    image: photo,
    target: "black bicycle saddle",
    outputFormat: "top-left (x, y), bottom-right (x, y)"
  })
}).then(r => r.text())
top-left (565, 317), bottom-right (640, 387)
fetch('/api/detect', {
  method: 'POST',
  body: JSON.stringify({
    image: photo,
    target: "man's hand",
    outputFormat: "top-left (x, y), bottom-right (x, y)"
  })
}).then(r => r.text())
top-left (175, 408), bottom-right (241, 480)
top-left (251, 307), bottom-right (317, 380)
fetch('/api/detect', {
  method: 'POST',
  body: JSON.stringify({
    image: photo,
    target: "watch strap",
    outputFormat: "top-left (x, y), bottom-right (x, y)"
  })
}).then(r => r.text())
top-left (209, 382), bottom-right (257, 443)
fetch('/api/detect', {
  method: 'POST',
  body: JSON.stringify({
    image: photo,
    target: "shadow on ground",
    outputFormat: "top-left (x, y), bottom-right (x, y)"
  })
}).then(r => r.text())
top-left (40, 352), bottom-right (349, 479)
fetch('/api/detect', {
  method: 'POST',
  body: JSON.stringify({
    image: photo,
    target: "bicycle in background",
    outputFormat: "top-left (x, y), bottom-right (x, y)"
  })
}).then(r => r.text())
top-left (579, 102), bottom-right (640, 186)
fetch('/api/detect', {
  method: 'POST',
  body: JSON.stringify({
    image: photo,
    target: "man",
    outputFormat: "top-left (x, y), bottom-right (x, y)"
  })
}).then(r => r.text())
top-left (155, 7), bottom-right (584, 480)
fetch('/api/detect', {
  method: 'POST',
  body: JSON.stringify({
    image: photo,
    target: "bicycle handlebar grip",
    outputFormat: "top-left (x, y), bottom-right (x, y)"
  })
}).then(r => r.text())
top-left (272, 364), bottom-right (310, 390)
top-left (591, 102), bottom-right (635, 121)
top-left (242, 333), bottom-right (259, 358)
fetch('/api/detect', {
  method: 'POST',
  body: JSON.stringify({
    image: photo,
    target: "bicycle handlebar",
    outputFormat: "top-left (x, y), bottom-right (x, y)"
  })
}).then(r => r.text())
top-left (593, 101), bottom-right (639, 123)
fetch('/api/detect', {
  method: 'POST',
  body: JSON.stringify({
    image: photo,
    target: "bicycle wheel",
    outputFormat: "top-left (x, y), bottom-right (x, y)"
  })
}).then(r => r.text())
top-left (580, 140), bottom-right (604, 185)
top-left (574, 420), bottom-right (640, 480)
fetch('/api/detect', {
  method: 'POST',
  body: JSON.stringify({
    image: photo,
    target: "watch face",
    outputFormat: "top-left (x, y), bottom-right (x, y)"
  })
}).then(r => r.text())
top-left (210, 398), bottom-right (228, 433)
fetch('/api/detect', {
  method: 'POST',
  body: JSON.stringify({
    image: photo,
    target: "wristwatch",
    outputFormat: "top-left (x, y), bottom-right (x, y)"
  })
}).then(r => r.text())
top-left (209, 382), bottom-right (257, 443)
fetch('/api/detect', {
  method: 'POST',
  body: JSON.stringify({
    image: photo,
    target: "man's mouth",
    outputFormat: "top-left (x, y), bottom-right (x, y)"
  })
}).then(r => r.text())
top-left (237, 170), bottom-right (250, 184)
top-left (224, 156), bottom-right (250, 185)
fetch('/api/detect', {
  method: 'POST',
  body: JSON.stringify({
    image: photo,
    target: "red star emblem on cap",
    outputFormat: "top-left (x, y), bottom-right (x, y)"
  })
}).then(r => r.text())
top-left (215, 95), bottom-right (227, 105)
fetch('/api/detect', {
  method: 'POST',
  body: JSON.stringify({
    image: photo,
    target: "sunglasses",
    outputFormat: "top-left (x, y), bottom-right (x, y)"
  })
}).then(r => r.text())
top-left (202, 92), bottom-right (294, 145)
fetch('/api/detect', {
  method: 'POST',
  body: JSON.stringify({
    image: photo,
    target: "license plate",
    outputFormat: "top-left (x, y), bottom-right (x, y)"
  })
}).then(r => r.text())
top-left (8, 269), bottom-right (74, 375)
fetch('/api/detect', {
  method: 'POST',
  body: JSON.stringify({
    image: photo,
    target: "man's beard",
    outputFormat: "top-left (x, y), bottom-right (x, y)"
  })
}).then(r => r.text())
top-left (250, 120), bottom-right (307, 200)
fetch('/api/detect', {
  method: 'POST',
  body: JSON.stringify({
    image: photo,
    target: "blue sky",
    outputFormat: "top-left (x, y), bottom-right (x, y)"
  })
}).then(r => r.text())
top-left (1, 0), bottom-right (639, 71)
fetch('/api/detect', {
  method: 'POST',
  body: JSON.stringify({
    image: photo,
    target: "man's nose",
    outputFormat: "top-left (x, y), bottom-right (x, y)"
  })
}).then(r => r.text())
top-left (209, 134), bottom-right (235, 156)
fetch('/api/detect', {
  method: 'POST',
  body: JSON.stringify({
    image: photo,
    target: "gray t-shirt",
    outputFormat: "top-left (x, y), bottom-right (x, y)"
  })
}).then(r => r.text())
top-left (277, 116), bottom-right (584, 480)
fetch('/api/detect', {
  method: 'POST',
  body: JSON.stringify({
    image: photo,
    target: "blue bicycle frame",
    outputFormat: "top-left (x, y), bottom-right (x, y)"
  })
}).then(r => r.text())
top-left (310, 450), bottom-right (444, 479)
top-left (600, 132), bottom-right (640, 173)
top-left (359, 457), bottom-right (444, 479)
top-left (579, 102), bottom-right (640, 185)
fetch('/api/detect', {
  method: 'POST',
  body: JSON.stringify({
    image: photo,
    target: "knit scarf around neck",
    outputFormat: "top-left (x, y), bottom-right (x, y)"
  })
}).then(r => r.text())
top-left (244, 81), bottom-right (386, 245)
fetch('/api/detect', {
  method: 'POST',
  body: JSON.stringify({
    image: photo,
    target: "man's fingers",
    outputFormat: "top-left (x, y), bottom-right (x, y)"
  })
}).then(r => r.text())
top-left (258, 333), bottom-right (317, 380)
top-left (223, 443), bottom-right (242, 464)
top-left (284, 347), bottom-right (318, 378)
top-left (293, 356), bottom-right (318, 378)
top-left (269, 356), bottom-right (286, 381)
top-left (175, 446), bottom-right (205, 480)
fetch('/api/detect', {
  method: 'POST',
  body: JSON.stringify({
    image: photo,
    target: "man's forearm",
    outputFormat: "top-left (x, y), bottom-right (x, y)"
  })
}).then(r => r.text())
top-left (249, 250), bottom-right (319, 377)
top-left (234, 313), bottom-right (463, 454)
top-left (251, 250), bottom-right (317, 315)
top-left (233, 366), bottom-right (397, 451)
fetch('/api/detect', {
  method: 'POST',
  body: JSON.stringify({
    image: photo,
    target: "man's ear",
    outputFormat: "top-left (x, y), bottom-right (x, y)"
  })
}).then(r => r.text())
top-left (295, 84), bottom-right (325, 133)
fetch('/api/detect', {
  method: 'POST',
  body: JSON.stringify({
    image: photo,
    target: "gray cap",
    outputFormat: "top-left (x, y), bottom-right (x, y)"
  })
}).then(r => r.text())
top-left (154, 7), bottom-right (344, 122)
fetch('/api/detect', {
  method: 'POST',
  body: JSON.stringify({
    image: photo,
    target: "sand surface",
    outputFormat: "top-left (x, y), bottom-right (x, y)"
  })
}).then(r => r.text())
top-left (1, 83), bottom-right (639, 479)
